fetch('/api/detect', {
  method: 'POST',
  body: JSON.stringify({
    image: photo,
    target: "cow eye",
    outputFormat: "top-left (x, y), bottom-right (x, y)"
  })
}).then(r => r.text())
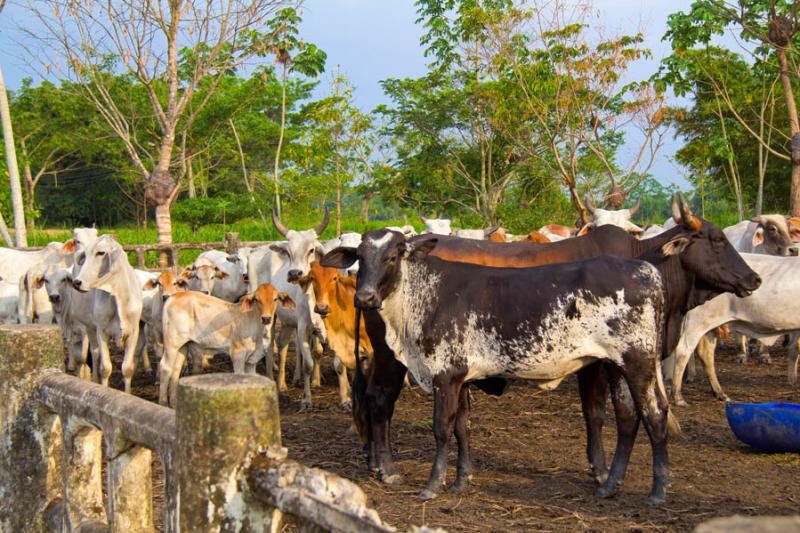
top-left (96, 251), bottom-right (106, 256)
top-left (769, 226), bottom-right (777, 232)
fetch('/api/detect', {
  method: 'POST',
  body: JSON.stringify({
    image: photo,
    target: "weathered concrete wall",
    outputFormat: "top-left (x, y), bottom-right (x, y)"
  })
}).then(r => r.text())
top-left (0, 324), bottom-right (64, 533)
top-left (176, 373), bottom-right (282, 532)
top-left (695, 515), bottom-right (800, 533)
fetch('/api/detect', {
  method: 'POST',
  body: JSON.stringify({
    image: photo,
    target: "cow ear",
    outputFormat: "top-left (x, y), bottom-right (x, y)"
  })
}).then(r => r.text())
top-left (277, 292), bottom-right (295, 309)
top-left (215, 269), bottom-right (230, 280)
top-left (62, 240), bottom-right (76, 253)
top-left (577, 223), bottom-right (594, 237)
top-left (180, 269), bottom-right (193, 280)
top-left (269, 243), bottom-right (287, 254)
top-left (33, 277), bottom-right (45, 289)
top-left (662, 236), bottom-right (690, 256)
top-left (176, 278), bottom-right (190, 289)
top-left (239, 294), bottom-right (254, 312)
top-left (321, 247), bottom-right (358, 269)
top-left (408, 237), bottom-right (438, 259)
top-left (752, 227), bottom-right (765, 247)
top-left (143, 279), bottom-right (158, 290)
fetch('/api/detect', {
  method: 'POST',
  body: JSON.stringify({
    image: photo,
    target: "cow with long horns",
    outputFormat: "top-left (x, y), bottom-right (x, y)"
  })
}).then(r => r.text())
top-left (247, 208), bottom-right (331, 409)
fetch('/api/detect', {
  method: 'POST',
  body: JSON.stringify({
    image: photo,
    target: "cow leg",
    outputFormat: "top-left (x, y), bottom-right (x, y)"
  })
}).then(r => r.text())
top-left (120, 328), bottom-right (140, 394)
top-left (134, 322), bottom-right (152, 376)
top-left (673, 331), bottom-right (713, 406)
top-left (94, 330), bottom-right (113, 387)
top-left (231, 348), bottom-right (246, 374)
top-left (694, 333), bottom-right (729, 402)
top-left (789, 333), bottom-right (799, 386)
top-left (735, 333), bottom-right (748, 364)
top-left (420, 371), bottom-right (464, 500)
top-left (73, 332), bottom-right (92, 381)
top-left (333, 356), bottom-right (351, 411)
top-left (685, 352), bottom-right (697, 382)
top-left (450, 385), bottom-right (473, 494)
top-left (577, 363), bottom-right (609, 484)
top-left (276, 326), bottom-right (293, 391)
top-left (297, 323), bottom-right (316, 411)
top-left (312, 360), bottom-right (322, 388)
top-left (596, 367), bottom-right (639, 500)
top-left (750, 338), bottom-right (772, 364)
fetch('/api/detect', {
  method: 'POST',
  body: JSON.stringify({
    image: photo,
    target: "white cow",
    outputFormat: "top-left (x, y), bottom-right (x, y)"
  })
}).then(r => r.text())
top-left (0, 241), bottom-right (74, 282)
top-left (184, 250), bottom-right (247, 302)
top-left (248, 210), bottom-right (330, 409)
top-left (671, 253), bottom-right (800, 406)
top-left (72, 235), bottom-right (143, 393)
top-left (159, 284), bottom-right (293, 406)
top-left (385, 225), bottom-right (417, 238)
top-left (453, 226), bottom-right (500, 240)
top-left (421, 218), bottom-right (452, 235)
top-left (0, 278), bottom-right (18, 323)
top-left (724, 216), bottom-right (799, 256)
top-left (18, 263), bottom-right (56, 324)
top-left (582, 196), bottom-right (644, 236)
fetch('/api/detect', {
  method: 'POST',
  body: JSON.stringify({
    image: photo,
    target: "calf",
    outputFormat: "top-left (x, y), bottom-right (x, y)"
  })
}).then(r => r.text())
top-left (306, 261), bottom-right (373, 410)
top-left (326, 232), bottom-right (675, 504)
top-left (159, 284), bottom-right (293, 406)
top-left (724, 216), bottom-right (799, 256)
top-left (18, 263), bottom-right (55, 324)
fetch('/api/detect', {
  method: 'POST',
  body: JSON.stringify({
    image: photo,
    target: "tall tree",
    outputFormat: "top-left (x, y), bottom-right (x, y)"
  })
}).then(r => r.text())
top-left (664, 0), bottom-right (800, 215)
top-left (24, 0), bottom-right (298, 261)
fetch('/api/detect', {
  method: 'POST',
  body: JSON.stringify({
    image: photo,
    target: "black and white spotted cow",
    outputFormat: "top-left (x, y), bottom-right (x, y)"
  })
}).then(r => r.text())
top-left (325, 230), bottom-right (687, 505)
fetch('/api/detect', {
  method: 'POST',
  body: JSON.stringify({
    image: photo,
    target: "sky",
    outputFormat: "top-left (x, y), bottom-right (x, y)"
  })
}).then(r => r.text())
top-left (0, 0), bottom-right (700, 188)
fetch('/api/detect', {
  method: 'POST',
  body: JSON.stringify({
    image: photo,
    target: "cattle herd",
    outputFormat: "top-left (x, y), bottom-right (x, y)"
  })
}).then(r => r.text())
top-left (2, 193), bottom-right (799, 508)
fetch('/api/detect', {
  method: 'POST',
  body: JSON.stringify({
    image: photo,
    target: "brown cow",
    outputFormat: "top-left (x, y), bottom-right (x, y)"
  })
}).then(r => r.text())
top-left (306, 261), bottom-right (373, 410)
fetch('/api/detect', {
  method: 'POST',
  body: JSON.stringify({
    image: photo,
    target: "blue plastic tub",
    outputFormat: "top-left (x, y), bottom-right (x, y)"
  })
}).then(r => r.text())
top-left (726, 402), bottom-right (800, 453)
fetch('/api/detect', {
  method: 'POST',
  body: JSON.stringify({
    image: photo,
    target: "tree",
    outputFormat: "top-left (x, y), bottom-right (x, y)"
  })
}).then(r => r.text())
top-left (266, 7), bottom-right (327, 218)
top-left (24, 0), bottom-right (298, 262)
top-left (663, 0), bottom-right (800, 216)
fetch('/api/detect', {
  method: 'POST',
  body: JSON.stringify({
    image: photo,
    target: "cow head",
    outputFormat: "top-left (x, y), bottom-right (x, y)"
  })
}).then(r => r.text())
top-left (665, 194), bottom-right (761, 298)
top-left (307, 260), bottom-right (356, 317)
top-left (239, 283), bottom-right (295, 325)
top-left (323, 229), bottom-right (438, 310)
top-left (270, 209), bottom-right (330, 283)
top-left (583, 195), bottom-right (644, 236)
top-left (36, 266), bottom-right (73, 312)
top-left (144, 271), bottom-right (188, 302)
top-left (750, 215), bottom-right (798, 256)
top-left (421, 217), bottom-right (452, 235)
top-left (72, 235), bottom-right (125, 292)
top-left (181, 264), bottom-right (228, 295)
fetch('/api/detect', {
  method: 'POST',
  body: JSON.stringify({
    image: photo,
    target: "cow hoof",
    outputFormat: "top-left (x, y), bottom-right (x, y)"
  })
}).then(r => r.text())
top-left (715, 393), bottom-right (730, 403)
top-left (596, 482), bottom-right (618, 499)
top-left (448, 479), bottom-right (470, 494)
top-left (759, 356), bottom-right (772, 365)
top-left (339, 401), bottom-right (352, 412)
top-left (674, 397), bottom-right (689, 407)
top-left (735, 356), bottom-right (747, 365)
top-left (298, 401), bottom-right (313, 412)
top-left (380, 472), bottom-right (403, 485)
top-left (592, 470), bottom-right (608, 485)
top-left (648, 493), bottom-right (667, 506)
top-left (419, 489), bottom-right (438, 501)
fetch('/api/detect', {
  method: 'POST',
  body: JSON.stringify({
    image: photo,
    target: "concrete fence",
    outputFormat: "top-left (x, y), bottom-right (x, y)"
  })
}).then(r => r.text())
top-left (0, 324), bottom-right (400, 533)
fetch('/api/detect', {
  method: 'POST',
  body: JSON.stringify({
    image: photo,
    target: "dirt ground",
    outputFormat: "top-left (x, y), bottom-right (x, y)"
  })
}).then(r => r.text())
top-left (117, 340), bottom-right (800, 532)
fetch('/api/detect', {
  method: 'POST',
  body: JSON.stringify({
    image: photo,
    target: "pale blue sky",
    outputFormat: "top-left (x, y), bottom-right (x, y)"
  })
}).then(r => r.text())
top-left (1, 1), bottom-right (700, 187)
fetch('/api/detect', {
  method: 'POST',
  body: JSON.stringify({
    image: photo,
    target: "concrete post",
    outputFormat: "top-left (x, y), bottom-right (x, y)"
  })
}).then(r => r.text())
top-left (106, 436), bottom-right (153, 533)
top-left (62, 420), bottom-right (105, 530)
top-left (0, 324), bottom-right (64, 533)
top-left (225, 232), bottom-right (241, 255)
top-left (176, 374), bottom-right (281, 532)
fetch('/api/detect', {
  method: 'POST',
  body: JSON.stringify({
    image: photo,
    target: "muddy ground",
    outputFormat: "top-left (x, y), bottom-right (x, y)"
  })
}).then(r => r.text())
top-left (116, 341), bottom-right (800, 532)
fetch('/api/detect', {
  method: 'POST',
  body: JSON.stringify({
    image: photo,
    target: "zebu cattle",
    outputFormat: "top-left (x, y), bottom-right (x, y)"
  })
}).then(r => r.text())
top-left (538, 224), bottom-right (576, 241)
top-left (723, 216), bottom-right (799, 256)
top-left (671, 253), bottom-right (800, 405)
top-left (0, 278), bottom-right (18, 323)
top-left (305, 260), bottom-right (373, 410)
top-left (583, 196), bottom-right (644, 236)
top-left (159, 284), bottom-right (293, 406)
top-left (453, 226), bottom-right (500, 240)
top-left (247, 210), bottom-right (330, 409)
top-left (0, 240), bottom-right (74, 282)
top-left (326, 231), bottom-right (677, 504)
top-left (141, 271), bottom-right (188, 362)
top-left (330, 195), bottom-right (760, 496)
top-left (421, 218), bottom-right (452, 235)
top-left (72, 235), bottom-right (144, 393)
top-left (184, 251), bottom-right (247, 302)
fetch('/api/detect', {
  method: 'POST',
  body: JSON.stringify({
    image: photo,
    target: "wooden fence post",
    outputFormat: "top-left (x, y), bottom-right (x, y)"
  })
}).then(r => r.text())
top-left (225, 232), bottom-right (240, 255)
top-left (0, 325), bottom-right (64, 532)
top-left (176, 374), bottom-right (281, 531)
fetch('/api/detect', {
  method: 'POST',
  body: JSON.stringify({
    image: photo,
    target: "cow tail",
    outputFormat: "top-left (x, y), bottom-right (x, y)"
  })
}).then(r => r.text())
top-left (656, 356), bottom-right (683, 439)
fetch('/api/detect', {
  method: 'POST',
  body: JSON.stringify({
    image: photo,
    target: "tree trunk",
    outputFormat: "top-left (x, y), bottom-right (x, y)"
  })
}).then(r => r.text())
top-left (155, 203), bottom-right (172, 268)
top-left (187, 159), bottom-right (196, 199)
top-left (0, 64), bottom-right (26, 246)
top-left (0, 211), bottom-right (12, 247)
top-left (361, 192), bottom-right (375, 224)
top-left (776, 47), bottom-right (800, 216)
top-left (273, 63), bottom-right (288, 218)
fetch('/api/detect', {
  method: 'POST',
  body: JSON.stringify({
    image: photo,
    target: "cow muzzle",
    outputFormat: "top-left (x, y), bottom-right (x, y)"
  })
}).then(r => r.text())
top-left (71, 279), bottom-right (88, 292)
top-left (355, 289), bottom-right (381, 309)
top-left (735, 273), bottom-right (762, 297)
top-left (262, 316), bottom-right (272, 326)
top-left (314, 304), bottom-right (330, 317)
top-left (287, 269), bottom-right (303, 283)
top-left (48, 294), bottom-right (60, 304)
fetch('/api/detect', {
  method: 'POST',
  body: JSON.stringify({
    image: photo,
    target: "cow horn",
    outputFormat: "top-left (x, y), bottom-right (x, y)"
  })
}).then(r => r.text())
top-left (678, 193), bottom-right (701, 231)
top-left (483, 225), bottom-right (500, 237)
top-left (671, 194), bottom-right (682, 223)
top-left (628, 197), bottom-right (641, 216)
top-left (314, 207), bottom-right (330, 236)
top-left (584, 194), bottom-right (596, 215)
top-left (271, 209), bottom-right (289, 237)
